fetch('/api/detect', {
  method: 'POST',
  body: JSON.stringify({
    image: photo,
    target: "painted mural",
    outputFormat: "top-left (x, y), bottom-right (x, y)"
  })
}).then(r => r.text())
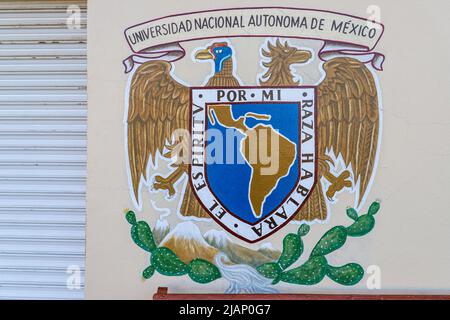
top-left (121, 7), bottom-right (384, 292)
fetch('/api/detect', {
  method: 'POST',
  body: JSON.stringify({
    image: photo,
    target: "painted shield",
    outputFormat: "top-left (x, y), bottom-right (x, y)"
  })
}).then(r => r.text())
top-left (190, 87), bottom-right (317, 242)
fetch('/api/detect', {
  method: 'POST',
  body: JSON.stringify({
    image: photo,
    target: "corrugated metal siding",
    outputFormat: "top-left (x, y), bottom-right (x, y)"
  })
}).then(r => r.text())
top-left (0, 1), bottom-right (86, 299)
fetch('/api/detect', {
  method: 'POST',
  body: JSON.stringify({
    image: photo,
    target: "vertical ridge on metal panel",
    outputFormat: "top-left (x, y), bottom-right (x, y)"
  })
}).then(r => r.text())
top-left (0, 0), bottom-right (87, 299)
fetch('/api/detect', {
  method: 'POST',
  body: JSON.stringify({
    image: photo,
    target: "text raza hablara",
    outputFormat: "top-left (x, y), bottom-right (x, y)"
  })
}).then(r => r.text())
top-left (191, 89), bottom-right (315, 236)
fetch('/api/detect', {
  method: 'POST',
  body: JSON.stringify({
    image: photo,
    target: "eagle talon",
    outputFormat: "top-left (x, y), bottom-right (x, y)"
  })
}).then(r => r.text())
top-left (325, 170), bottom-right (352, 201)
top-left (152, 175), bottom-right (176, 197)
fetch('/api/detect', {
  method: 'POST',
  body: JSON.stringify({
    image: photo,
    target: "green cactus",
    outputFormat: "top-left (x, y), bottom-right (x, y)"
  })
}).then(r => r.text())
top-left (368, 201), bottom-right (380, 216)
top-left (127, 201), bottom-right (381, 287)
top-left (135, 221), bottom-right (157, 252)
top-left (258, 224), bottom-right (311, 283)
top-left (346, 214), bottom-right (375, 237)
top-left (280, 256), bottom-right (328, 285)
top-left (255, 201), bottom-right (381, 287)
top-left (125, 210), bottom-right (137, 224)
top-left (256, 262), bottom-right (282, 280)
top-left (145, 250), bottom-right (221, 283)
top-left (298, 224), bottom-right (310, 237)
top-left (326, 263), bottom-right (365, 286)
top-left (344, 201), bottom-right (379, 237)
top-left (187, 259), bottom-right (221, 284)
top-left (150, 247), bottom-right (188, 276)
top-left (126, 212), bottom-right (222, 284)
top-left (346, 207), bottom-right (359, 221)
top-left (142, 265), bottom-right (155, 279)
top-left (278, 233), bottom-right (303, 270)
top-left (126, 210), bottom-right (157, 253)
top-left (310, 226), bottom-right (348, 257)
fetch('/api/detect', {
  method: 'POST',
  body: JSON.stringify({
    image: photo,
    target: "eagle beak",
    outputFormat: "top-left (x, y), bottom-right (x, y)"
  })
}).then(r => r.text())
top-left (292, 50), bottom-right (312, 64)
top-left (195, 48), bottom-right (214, 60)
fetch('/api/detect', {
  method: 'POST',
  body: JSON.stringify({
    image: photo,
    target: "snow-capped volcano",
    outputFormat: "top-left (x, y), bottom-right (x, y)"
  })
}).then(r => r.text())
top-left (162, 221), bottom-right (206, 242)
top-left (204, 229), bottom-right (232, 248)
top-left (159, 221), bottom-right (218, 263)
top-left (258, 242), bottom-right (281, 261)
top-left (259, 242), bottom-right (275, 251)
top-left (156, 222), bottom-right (282, 267)
top-left (153, 218), bottom-right (170, 245)
top-left (204, 229), bottom-right (281, 267)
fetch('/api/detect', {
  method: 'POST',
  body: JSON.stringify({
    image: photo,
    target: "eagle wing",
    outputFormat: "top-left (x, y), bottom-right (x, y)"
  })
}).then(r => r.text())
top-left (127, 60), bottom-right (189, 205)
top-left (318, 57), bottom-right (379, 205)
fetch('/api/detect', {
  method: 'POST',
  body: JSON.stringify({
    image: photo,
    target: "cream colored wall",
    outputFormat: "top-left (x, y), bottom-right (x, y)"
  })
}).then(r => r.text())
top-left (85, 0), bottom-right (450, 299)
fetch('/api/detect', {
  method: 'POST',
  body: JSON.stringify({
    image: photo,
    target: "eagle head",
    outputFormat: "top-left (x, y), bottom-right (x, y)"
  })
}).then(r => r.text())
top-left (262, 39), bottom-right (312, 66)
top-left (195, 42), bottom-right (232, 73)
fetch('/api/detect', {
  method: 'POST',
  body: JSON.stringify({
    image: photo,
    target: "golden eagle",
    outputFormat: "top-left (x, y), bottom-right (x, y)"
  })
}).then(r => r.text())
top-left (127, 42), bottom-right (240, 218)
top-left (260, 39), bottom-right (379, 221)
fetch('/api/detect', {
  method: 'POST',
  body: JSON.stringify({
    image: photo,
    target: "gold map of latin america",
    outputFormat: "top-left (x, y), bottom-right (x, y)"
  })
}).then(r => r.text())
top-left (208, 105), bottom-right (296, 218)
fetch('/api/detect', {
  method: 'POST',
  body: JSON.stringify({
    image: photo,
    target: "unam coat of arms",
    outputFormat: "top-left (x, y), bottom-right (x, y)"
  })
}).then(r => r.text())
top-left (122, 7), bottom-right (384, 291)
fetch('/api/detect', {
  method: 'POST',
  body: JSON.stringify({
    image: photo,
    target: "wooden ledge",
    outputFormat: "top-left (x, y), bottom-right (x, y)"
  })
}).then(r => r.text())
top-left (153, 287), bottom-right (450, 300)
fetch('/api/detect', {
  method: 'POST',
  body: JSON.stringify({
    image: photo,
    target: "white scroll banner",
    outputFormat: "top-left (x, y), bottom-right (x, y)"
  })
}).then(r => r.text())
top-left (123, 7), bottom-right (385, 73)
